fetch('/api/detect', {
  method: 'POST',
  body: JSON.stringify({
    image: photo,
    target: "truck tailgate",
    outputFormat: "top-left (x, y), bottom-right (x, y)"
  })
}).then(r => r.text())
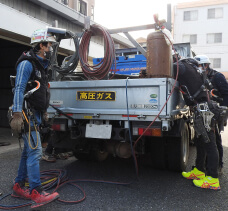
top-left (48, 78), bottom-right (180, 121)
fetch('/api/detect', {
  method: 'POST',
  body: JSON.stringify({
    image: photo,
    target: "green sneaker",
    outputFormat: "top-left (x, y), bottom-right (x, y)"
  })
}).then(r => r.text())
top-left (182, 167), bottom-right (205, 180)
top-left (193, 176), bottom-right (220, 190)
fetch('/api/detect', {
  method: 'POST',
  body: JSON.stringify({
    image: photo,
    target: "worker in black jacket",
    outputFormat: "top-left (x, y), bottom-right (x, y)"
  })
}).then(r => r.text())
top-left (174, 58), bottom-right (220, 190)
top-left (194, 55), bottom-right (228, 175)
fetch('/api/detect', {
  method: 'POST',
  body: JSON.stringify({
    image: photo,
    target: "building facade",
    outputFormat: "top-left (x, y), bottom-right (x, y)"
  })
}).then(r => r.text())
top-left (65, 0), bottom-right (95, 20)
top-left (0, 0), bottom-right (133, 127)
top-left (173, 0), bottom-right (228, 72)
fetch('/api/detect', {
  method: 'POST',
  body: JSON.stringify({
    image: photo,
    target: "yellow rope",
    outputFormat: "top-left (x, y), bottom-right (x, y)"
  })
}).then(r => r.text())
top-left (22, 110), bottom-right (29, 123)
top-left (25, 178), bottom-right (57, 187)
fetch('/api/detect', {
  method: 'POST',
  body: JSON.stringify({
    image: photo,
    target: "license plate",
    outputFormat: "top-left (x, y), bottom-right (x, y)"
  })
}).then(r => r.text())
top-left (85, 124), bottom-right (112, 139)
top-left (77, 91), bottom-right (116, 101)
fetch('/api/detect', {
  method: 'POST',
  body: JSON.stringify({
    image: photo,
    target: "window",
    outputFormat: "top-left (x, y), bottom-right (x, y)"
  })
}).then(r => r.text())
top-left (183, 34), bottom-right (197, 44)
top-left (210, 58), bottom-right (221, 68)
top-left (208, 8), bottom-right (223, 19)
top-left (78, 0), bottom-right (87, 16)
top-left (184, 10), bottom-right (198, 21)
top-left (91, 5), bottom-right (94, 20)
top-left (207, 33), bottom-right (222, 43)
top-left (61, 0), bottom-right (68, 5)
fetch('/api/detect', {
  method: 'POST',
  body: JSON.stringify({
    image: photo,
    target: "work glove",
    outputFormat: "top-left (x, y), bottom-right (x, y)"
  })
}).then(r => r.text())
top-left (10, 112), bottom-right (24, 134)
top-left (43, 112), bottom-right (49, 122)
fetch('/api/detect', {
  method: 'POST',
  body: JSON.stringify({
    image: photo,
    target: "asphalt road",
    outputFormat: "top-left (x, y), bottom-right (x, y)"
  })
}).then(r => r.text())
top-left (0, 128), bottom-right (227, 211)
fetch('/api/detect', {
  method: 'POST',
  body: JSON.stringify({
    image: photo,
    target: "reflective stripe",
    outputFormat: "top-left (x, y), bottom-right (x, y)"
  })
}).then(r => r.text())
top-left (14, 61), bottom-right (26, 111)
top-left (14, 61), bottom-right (33, 112)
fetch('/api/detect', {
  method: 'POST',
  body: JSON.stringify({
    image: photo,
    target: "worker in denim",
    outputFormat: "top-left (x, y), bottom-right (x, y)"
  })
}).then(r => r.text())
top-left (10, 28), bottom-right (59, 209)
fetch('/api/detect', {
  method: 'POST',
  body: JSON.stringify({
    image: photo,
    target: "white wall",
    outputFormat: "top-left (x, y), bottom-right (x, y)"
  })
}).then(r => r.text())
top-left (173, 3), bottom-right (228, 72)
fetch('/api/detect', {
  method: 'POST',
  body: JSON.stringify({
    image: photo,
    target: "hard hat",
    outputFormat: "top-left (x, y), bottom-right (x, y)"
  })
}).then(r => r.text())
top-left (194, 55), bottom-right (211, 64)
top-left (30, 29), bottom-right (56, 45)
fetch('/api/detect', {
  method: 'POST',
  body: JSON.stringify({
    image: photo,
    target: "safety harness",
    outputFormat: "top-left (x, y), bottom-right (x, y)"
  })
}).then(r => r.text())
top-left (9, 50), bottom-right (51, 149)
top-left (15, 49), bottom-right (50, 112)
top-left (173, 58), bottom-right (225, 143)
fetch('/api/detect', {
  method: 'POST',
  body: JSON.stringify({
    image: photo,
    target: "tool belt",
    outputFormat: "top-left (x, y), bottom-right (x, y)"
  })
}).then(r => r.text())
top-left (193, 102), bottom-right (214, 143)
top-left (194, 115), bottom-right (210, 143)
top-left (8, 105), bottom-right (39, 134)
top-left (193, 101), bottom-right (227, 143)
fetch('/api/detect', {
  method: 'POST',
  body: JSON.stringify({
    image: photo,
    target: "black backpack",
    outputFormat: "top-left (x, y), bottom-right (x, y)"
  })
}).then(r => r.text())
top-left (173, 58), bottom-right (208, 106)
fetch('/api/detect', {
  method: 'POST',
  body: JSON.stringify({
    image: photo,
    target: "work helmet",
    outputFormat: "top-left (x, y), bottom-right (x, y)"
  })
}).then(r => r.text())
top-left (30, 28), bottom-right (56, 45)
top-left (194, 55), bottom-right (211, 64)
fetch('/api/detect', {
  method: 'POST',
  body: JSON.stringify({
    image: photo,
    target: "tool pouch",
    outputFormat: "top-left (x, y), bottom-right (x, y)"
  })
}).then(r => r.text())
top-left (194, 115), bottom-right (210, 143)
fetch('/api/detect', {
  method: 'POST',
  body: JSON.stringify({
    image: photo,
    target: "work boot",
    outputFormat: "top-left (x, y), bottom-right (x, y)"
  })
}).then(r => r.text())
top-left (42, 152), bottom-right (56, 162)
top-left (11, 181), bottom-right (31, 199)
top-left (182, 167), bottom-right (205, 180)
top-left (193, 176), bottom-right (220, 190)
top-left (54, 152), bottom-right (69, 160)
top-left (30, 186), bottom-right (59, 209)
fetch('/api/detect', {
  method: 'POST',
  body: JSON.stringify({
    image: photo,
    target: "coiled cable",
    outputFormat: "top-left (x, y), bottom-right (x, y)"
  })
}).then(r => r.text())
top-left (0, 169), bottom-right (131, 209)
top-left (50, 31), bottom-right (80, 76)
top-left (79, 24), bottom-right (116, 80)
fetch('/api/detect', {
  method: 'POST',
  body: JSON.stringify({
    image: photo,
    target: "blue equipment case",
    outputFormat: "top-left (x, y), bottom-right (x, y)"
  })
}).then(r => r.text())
top-left (93, 54), bottom-right (146, 76)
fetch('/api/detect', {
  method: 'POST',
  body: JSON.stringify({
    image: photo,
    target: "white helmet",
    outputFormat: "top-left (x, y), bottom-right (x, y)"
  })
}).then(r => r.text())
top-left (194, 55), bottom-right (211, 64)
top-left (30, 28), bottom-right (56, 45)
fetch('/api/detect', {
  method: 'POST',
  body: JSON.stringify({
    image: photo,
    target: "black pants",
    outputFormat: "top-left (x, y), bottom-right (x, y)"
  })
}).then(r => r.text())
top-left (45, 142), bottom-right (66, 154)
top-left (196, 130), bottom-right (219, 178)
top-left (215, 127), bottom-right (223, 168)
top-left (44, 130), bottom-right (66, 155)
top-left (45, 139), bottom-right (54, 154)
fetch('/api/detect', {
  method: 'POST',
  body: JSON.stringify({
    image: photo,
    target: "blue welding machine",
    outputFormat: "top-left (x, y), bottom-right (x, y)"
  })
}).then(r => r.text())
top-left (93, 54), bottom-right (146, 76)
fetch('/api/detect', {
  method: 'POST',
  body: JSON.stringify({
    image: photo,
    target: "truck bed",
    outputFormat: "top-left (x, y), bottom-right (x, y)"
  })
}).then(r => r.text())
top-left (48, 78), bottom-right (185, 122)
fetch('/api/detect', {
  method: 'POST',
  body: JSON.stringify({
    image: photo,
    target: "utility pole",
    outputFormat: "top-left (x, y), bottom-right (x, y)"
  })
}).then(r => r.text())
top-left (166, 4), bottom-right (172, 32)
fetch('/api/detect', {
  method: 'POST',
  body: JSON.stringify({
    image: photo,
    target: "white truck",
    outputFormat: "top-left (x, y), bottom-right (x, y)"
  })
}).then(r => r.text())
top-left (48, 76), bottom-right (193, 171)
top-left (46, 24), bottom-right (195, 172)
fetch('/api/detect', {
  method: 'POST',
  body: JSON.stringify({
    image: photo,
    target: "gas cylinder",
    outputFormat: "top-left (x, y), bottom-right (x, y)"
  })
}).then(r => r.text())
top-left (146, 31), bottom-right (172, 78)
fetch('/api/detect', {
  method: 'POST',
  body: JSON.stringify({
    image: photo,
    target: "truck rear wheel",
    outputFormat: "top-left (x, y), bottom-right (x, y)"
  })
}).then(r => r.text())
top-left (167, 120), bottom-right (189, 172)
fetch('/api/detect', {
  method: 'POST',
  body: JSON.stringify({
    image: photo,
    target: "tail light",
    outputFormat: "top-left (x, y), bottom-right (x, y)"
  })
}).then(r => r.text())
top-left (51, 119), bottom-right (67, 131)
top-left (133, 127), bottom-right (161, 137)
top-left (52, 124), bottom-right (66, 131)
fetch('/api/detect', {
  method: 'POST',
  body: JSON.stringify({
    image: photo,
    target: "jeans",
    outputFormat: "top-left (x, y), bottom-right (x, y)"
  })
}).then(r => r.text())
top-left (15, 112), bottom-right (42, 192)
top-left (196, 130), bottom-right (219, 178)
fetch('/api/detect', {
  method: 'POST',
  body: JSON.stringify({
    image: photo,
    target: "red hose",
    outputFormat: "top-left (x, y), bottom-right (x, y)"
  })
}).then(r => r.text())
top-left (133, 31), bottom-right (179, 176)
top-left (79, 24), bottom-right (116, 80)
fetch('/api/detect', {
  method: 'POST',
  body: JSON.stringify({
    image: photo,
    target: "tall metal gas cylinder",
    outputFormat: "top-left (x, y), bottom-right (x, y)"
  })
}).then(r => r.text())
top-left (146, 31), bottom-right (172, 78)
